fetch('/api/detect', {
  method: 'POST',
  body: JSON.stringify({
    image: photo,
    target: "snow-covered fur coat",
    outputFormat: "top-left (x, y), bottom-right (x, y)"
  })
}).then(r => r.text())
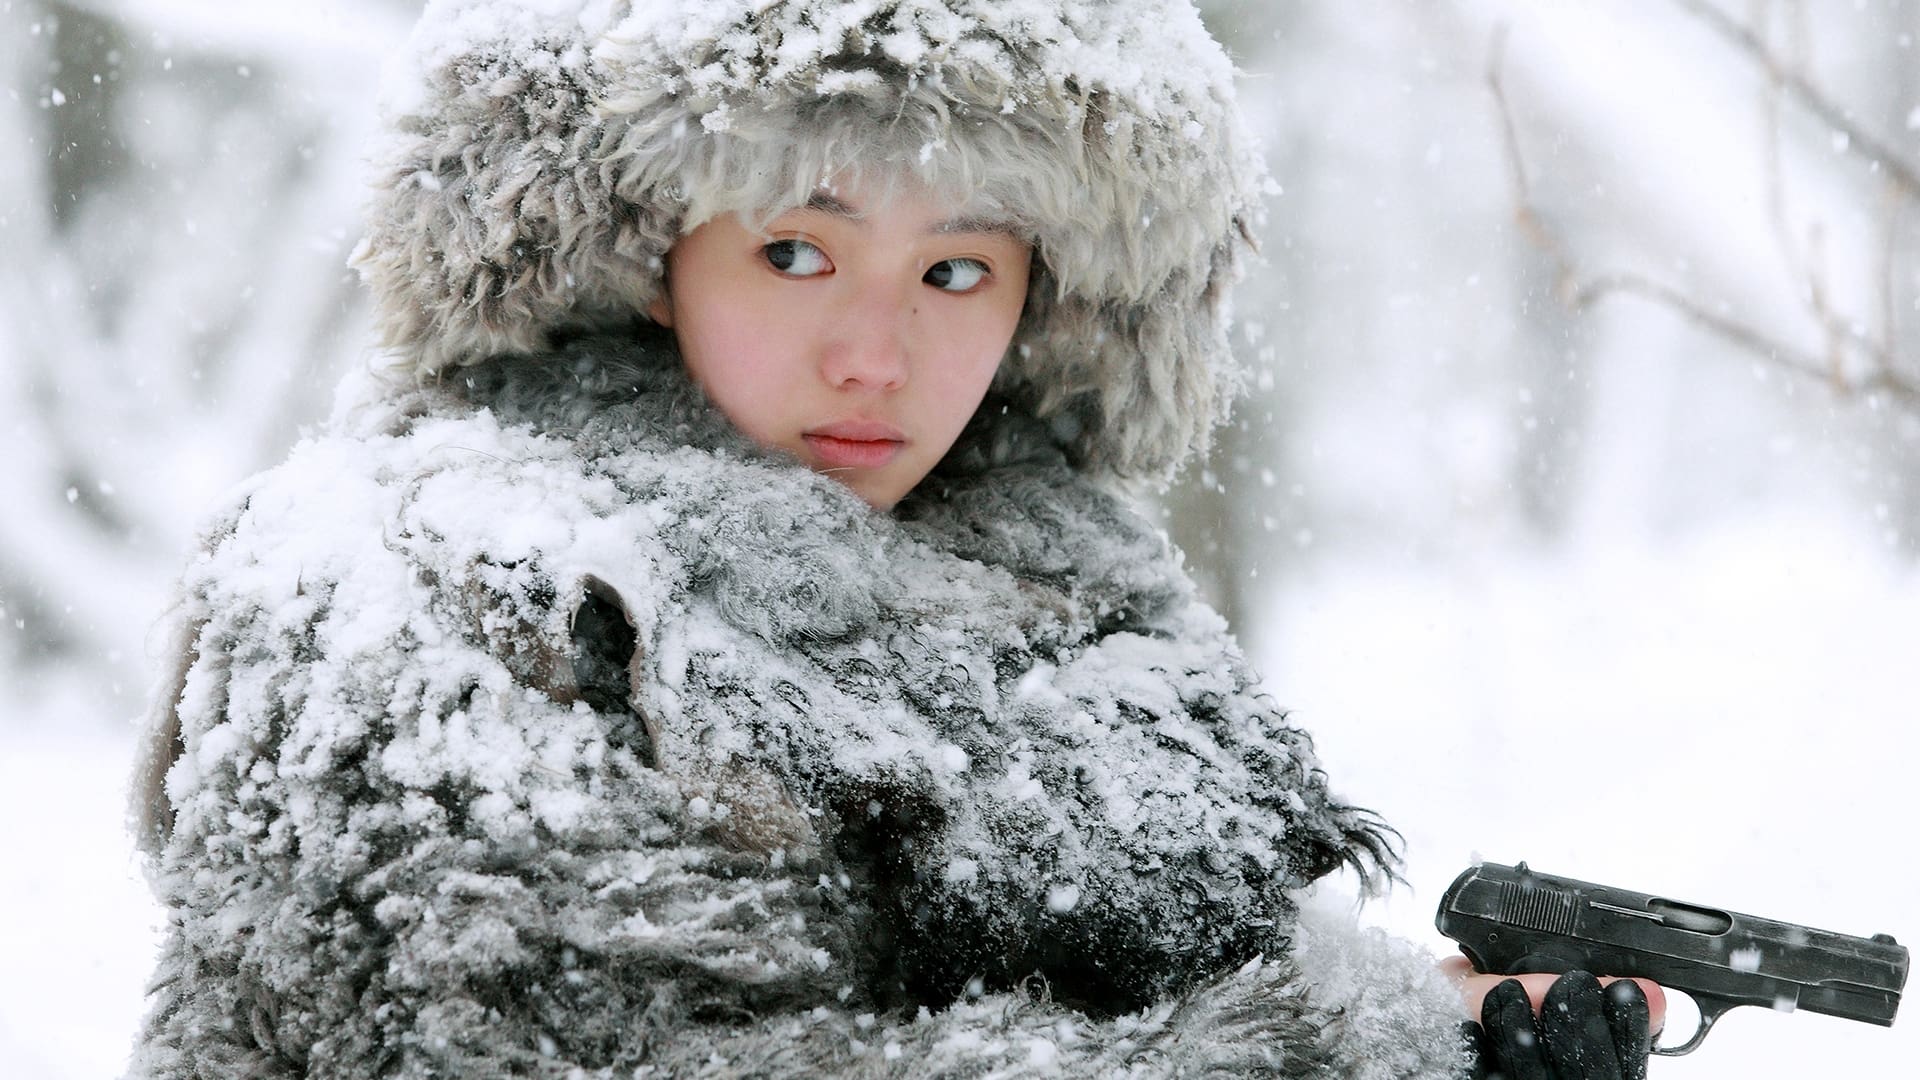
top-left (131, 333), bottom-right (1468, 1077)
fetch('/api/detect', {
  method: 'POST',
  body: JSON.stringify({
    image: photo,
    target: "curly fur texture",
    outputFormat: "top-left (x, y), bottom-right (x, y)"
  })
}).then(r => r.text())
top-left (127, 333), bottom-right (1465, 1077)
top-left (349, 0), bottom-right (1266, 477)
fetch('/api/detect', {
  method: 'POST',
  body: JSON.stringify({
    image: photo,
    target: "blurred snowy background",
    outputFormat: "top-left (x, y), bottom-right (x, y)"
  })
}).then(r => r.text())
top-left (3, 0), bottom-right (1915, 1075)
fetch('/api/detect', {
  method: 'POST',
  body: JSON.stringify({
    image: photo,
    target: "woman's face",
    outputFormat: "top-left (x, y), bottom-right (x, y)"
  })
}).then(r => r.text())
top-left (649, 180), bottom-right (1030, 510)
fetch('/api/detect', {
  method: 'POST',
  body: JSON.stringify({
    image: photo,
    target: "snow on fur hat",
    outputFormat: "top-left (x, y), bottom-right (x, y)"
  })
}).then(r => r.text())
top-left (352, 0), bottom-right (1267, 477)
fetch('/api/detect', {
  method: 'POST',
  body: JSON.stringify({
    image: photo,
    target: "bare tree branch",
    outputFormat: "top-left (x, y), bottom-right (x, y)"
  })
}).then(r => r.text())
top-left (1483, 18), bottom-right (1920, 408)
top-left (1484, 27), bottom-right (1577, 289)
top-left (1673, 0), bottom-right (1920, 197)
top-left (1747, 2), bottom-right (1910, 391)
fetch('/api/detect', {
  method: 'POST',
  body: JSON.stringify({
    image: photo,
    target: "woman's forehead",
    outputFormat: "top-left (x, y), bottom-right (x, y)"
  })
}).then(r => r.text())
top-left (742, 174), bottom-right (1026, 237)
top-left (787, 189), bottom-right (1022, 237)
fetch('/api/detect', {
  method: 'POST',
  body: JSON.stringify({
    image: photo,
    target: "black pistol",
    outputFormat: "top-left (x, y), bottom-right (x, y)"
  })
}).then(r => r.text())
top-left (1436, 861), bottom-right (1909, 1055)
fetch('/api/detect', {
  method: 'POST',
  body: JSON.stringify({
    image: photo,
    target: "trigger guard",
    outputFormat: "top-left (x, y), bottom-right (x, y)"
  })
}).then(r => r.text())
top-left (1651, 994), bottom-right (1734, 1057)
top-left (1455, 943), bottom-right (1488, 973)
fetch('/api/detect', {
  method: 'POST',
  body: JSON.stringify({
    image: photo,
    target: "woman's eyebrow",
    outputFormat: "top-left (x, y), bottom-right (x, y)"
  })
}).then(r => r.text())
top-left (930, 214), bottom-right (1022, 238)
top-left (803, 192), bottom-right (861, 218)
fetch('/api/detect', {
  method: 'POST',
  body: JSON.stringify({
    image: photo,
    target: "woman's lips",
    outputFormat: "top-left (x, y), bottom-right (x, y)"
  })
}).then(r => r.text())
top-left (803, 421), bottom-right (906, 470)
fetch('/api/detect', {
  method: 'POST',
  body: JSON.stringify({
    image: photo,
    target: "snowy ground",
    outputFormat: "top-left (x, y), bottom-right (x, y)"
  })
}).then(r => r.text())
top-left (3, 513), bottom-right (1912, 1077)
top-left (1, 689), bottom-right (163, 1080)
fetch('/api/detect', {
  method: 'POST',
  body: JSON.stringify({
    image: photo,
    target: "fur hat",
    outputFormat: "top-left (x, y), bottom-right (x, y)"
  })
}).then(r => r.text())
top-left (351, 0), bottom-right (1267, 477)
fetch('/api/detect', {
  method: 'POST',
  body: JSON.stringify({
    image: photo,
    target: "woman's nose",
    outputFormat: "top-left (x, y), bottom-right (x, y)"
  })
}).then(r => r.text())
top-left (819, 289), bottom-right (911, 391)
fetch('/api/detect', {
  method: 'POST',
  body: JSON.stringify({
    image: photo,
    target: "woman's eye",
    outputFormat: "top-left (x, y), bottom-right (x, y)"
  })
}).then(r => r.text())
top-left (924, 258), bottom-right (989, 293)
top-left (764, 239), bottom-right (831, 277)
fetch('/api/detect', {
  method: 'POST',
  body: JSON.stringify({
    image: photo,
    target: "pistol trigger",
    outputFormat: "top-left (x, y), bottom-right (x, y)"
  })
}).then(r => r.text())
top-left (1651, 994), bottom-right (1740, 1057)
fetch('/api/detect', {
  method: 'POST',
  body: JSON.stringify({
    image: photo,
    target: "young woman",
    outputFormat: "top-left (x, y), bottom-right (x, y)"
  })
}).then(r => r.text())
top-left (130, 2), bottom-right (1654, 1075)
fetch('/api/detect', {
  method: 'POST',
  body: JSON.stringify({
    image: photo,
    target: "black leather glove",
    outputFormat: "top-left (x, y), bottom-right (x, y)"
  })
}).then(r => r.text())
top-left (1461, 970), bottom-right (1652, 1080)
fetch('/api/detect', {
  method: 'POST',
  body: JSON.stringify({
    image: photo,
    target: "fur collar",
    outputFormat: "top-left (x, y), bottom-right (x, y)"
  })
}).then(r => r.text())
top-left (433, 325), bottom-right (1188, 645)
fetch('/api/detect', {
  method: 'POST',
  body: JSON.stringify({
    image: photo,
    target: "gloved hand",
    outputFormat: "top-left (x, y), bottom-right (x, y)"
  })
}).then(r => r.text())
top-left (1460, 970), bottom-right (1652, 1080)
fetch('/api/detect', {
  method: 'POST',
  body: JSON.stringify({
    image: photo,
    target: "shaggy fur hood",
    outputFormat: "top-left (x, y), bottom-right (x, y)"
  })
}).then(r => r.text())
top-left (129, 334), bottom-right (1469, 1077)
top-left (350, 0), bottom-right (1266, 478)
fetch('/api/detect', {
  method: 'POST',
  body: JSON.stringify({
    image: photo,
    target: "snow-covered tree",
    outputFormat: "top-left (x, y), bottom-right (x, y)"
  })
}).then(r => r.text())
top-left (0, 0), bottom-right (413, 712)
